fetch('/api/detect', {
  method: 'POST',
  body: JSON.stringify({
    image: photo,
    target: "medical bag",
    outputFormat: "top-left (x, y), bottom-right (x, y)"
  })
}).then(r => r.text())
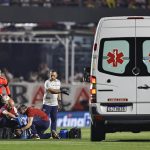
top-left (59, 129), bottom-right (69, 139)
top-left (68, 127), bottom-right (81, 139)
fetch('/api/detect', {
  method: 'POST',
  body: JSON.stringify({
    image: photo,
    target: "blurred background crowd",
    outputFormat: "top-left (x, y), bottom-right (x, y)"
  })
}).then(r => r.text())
top-left (0, 0), bottom-right (149, 9)
top-left (1, 63), bottom-right (84, 83)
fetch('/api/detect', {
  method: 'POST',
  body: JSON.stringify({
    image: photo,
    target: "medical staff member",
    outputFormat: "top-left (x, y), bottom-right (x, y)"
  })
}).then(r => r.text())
top-left (0, 70), bottom-right (11, 97)
top-left (17, 105), bottom-right (50, 139)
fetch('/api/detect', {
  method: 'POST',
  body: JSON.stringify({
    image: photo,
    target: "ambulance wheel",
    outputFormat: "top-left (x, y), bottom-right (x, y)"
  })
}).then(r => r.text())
top-left (91, 119), bottom-right (105, 141)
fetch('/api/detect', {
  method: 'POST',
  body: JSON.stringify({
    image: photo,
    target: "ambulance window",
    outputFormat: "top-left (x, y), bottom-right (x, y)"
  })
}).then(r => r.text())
top-left (143, 40), bottom-right (150, 73)
top-left (102, 40), bottom-right (129, 74)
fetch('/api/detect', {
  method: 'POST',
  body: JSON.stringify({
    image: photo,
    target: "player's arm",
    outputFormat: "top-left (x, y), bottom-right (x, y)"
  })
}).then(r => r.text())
top-left (2, 110), bottom-right (16, 118)
top-left (5, 86), bottom-right (11, 96)
top-left (4, 80), bottom-right (11, 96)
top-left (46, 88), bottom-right (61, 94)
top-left (21, 117), bottom-right (33, 131)
top-left (57, 93), bottom-right (62, 110)
top-left (45, 81), bottom-right (61, 94)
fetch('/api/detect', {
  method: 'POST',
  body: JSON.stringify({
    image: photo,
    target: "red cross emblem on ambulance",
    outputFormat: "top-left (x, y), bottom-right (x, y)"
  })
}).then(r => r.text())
top-left (107, 49), bottom-right (124, 67)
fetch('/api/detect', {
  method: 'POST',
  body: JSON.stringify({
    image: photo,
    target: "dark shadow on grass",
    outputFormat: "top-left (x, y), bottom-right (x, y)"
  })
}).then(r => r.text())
top-left (104, 139), bottom-right (150, 142)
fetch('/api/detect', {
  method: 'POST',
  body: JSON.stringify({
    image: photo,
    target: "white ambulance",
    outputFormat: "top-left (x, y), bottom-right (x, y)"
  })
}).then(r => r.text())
top-left (88, 16), bottom-right (150, 141)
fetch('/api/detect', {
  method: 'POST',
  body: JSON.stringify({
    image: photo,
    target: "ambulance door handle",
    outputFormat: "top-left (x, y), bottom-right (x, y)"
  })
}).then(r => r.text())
top-left (138, 84), bottom-right (150, 89)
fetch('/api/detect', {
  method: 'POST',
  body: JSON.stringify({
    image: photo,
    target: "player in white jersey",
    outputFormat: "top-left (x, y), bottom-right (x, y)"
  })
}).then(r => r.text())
top-left (42, 70), bottom-right (61, 138)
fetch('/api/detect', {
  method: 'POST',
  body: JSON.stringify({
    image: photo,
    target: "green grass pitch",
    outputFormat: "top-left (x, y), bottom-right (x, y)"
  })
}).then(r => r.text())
top-left (1, 128), bottom-right (150, 150)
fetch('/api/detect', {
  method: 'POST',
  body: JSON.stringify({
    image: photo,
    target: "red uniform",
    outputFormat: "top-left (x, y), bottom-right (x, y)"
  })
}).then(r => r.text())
top-left (0, 104), bottom-right (17, 118)
top-left (0, 76), bottom-right (11, 96)
top-left (26, 107), bottom-right (49, 121)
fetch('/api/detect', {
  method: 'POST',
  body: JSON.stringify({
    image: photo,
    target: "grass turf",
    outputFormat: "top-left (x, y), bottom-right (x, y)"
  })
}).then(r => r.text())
top-left (0, 128), bottom-right (150, 150)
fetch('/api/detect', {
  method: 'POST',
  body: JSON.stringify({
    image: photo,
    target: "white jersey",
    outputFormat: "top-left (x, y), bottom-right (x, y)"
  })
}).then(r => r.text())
top-left (43, 79), bottom-right (61, 106)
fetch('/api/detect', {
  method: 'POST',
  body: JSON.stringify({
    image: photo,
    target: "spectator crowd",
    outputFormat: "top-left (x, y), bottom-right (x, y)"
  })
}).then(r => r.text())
top-left (1, 63), bottom-right (84, 83)
top-left (0, 0), bottom-right (149, 9)
top-left (0, 63), bottom-right (49, 83)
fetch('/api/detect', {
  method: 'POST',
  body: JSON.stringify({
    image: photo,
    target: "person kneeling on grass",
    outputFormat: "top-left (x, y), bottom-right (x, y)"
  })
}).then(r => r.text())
top-left (16, 105), bottom-right (51, 139)
top-left (0, 97), bottom-right (18, 128)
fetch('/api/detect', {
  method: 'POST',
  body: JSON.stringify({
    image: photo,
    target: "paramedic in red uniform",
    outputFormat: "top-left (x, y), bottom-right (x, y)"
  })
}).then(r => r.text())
top-left (17, 105), bottom-right (51, 139)
top-left (0, 98), bottom-right (18, 128)
top-left (0, 70), bottom-right (11, 97)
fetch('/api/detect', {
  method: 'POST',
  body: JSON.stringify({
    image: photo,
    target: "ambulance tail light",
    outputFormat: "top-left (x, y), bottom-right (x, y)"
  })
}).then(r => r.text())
top-left (90, 75), bottom-right (96, 84)
top-left (90, 76), bottom-right (97, 103)
top-left (93, 43), bottom-right (97, 51)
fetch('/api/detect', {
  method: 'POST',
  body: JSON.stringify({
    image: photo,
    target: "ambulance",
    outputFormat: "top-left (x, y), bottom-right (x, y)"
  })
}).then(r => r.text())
top-left (88, 16), bottom-right (150, 141)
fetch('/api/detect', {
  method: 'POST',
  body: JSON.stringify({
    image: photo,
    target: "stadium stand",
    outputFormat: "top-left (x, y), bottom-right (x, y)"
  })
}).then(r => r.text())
top-left (0, 0), bottom-right (149, 9)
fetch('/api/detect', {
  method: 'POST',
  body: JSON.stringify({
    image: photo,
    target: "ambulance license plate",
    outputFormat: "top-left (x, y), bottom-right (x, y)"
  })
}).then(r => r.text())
top-left (107, 106), bottom-right (127, 112)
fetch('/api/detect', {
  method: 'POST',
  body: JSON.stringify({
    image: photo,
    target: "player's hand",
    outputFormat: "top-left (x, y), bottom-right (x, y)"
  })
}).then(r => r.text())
top-left (58, 100), bottom-right (62, 111)
top-left (60, 89), bottom-right (69, 95)
top-left (15, 129), bottom-right (22, 136)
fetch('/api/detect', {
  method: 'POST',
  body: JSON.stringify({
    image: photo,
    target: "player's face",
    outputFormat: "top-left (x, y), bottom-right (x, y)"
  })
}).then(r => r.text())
top-left (50, 72), bottom-right (57, 80)
top-left (19, 108), bottom-right (26, 114)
